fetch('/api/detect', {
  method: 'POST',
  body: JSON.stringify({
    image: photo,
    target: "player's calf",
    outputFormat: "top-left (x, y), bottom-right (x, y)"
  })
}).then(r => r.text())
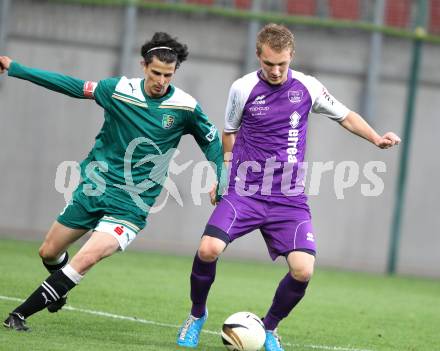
top-left (40, 252), bottom-right (70, 312)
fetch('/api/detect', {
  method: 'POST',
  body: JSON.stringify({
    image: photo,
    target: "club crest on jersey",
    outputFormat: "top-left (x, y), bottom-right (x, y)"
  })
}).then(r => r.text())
top-left (162, 114), bottom-right (175, 129)
top-left (290, 111), bottom-right (301, 128)
top-left (288, 90), bottom-right (303, 104)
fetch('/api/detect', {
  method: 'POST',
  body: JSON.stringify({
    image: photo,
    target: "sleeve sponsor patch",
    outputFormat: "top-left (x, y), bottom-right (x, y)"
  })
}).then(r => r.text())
top-left (321, 88), bottom-right (335, 106)
top-left (83, 81), bottom-right (97, 99)
top-left (313, 86), bottom-right (350, 121)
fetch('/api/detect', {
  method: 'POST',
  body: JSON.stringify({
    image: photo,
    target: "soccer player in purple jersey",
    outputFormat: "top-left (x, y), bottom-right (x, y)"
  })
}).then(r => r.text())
top-left (177, 24), bottom-right (401, 350)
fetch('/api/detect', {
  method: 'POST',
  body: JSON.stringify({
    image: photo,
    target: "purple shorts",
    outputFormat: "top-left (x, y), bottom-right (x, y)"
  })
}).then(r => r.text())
top-left (205, 192), bottom-right (316, 260)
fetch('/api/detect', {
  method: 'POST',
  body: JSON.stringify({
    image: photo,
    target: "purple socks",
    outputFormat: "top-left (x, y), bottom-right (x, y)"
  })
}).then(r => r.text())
top-left (263, 273), bottom-right (309, 331)
top-left (190, 253), bottom-right (217, 318)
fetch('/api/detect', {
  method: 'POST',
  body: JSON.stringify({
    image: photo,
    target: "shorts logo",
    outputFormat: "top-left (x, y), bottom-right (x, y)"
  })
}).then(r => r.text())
top-left (114, 226), bottom-right (124, 236)
top-left (306, 232), bottom-right (314, 242)
top-left (290, 111), bottom-right (301, 128)
top-left (288, 90), bottom-right (303, 104)
top-left (162, 114), bottom-right (175, 129)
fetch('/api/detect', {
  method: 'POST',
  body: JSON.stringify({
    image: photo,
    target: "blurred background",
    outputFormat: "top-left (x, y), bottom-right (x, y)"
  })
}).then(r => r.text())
top-left (0, 0), bottom-right (439, 277)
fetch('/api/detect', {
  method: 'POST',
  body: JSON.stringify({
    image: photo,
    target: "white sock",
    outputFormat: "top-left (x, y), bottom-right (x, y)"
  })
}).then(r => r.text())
top-left (62, 264), bottom-right (84, 285)
top-left (44, 252), bottom-right (67, 265)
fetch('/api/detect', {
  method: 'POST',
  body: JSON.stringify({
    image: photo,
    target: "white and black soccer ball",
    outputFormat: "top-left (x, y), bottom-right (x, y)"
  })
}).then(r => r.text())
top-left (221, 312), bottom-right (266, 351)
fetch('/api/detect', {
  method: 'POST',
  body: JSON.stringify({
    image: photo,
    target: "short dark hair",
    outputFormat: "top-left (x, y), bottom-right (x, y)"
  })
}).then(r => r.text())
top-left (141, 32), bottom-right (189, 69)
top-left (256, 23), bottom-right (295, 56)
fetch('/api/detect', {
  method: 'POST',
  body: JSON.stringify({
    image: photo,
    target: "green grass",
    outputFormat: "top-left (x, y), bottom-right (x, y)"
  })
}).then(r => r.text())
top-left (1, 238), bottom-right (439, 351)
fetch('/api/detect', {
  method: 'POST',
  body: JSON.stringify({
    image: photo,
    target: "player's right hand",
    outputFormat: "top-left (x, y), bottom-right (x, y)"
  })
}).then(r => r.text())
top-left (0, 56), bottom-right (12, 73)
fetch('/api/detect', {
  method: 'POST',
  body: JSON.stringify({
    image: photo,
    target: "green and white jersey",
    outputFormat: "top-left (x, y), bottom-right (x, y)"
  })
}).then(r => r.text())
top-left (8, 62), bottom-right (224, 214)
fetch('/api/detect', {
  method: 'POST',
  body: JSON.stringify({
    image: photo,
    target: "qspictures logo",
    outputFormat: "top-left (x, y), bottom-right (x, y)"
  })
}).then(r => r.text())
top-left (55, 138), bottom-right (388, 213)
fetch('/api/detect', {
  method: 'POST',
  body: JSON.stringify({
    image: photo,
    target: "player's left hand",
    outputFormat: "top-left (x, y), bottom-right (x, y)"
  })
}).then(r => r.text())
top-left (0, 56), bottom-right (12, 74)
top-left (375, 132), bottom-right (401, 149)
top-left (209, 182), bottom-right (218, 205)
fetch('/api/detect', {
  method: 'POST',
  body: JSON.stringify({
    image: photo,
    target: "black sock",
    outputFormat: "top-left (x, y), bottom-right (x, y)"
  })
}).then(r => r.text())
top-left (42, 252), bottom-right (69, 273)
top-left (13, 270), bottom-right (76, 318)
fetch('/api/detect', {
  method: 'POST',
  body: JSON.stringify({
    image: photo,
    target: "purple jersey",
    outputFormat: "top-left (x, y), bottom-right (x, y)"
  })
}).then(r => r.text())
top-left (224, 69), bottom-right (349, 203)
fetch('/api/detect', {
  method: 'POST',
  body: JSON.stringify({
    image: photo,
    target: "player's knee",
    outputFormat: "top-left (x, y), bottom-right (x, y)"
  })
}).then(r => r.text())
top-left (197, 245), bottom-right (221, 262)
top-left (39, 242), bottom-right (59, 262)
top-left (290, 267), bottom-right (314, 282)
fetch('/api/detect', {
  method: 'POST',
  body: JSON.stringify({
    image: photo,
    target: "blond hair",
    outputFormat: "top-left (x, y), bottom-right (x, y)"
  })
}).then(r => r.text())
top-left (256, 23), bottom-right (295, 55)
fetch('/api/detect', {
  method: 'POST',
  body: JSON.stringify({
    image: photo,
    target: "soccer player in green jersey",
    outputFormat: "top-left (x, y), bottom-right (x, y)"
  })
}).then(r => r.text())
top-left (0, 32), bottom-right (224, 331)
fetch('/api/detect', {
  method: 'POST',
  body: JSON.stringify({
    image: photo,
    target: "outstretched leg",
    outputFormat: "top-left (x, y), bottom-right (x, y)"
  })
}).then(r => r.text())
top-left (4, 231), bottom-right (120, 331)
top-left (177, 235), bottom-right (226, 348)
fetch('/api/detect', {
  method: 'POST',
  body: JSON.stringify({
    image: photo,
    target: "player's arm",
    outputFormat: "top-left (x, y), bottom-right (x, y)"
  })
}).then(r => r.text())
top-left (223, 80), bottom-right (244, 162)
top-left (340, 111), bottom-right (401, 149)
top-left (222, 131), bottom-right (237, 164)
top-left (0, 56), bottom-right (95, 99)
top-left (186, 104), bottom-right (227, 204)
top-left (312, 83), bottom-right (400, 149)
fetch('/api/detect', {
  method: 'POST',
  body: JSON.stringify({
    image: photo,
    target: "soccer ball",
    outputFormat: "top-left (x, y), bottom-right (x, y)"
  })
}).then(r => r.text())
top-left (221, 312), bottom-right (266, 351)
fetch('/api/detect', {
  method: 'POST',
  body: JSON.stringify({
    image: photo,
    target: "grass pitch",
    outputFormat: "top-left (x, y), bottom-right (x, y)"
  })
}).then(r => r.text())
top-left (1, 238), bottom-right (439, 351)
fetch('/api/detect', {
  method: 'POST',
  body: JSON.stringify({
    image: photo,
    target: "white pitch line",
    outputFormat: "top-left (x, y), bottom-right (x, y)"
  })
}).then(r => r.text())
top-left (0, 295), bottom-right (373, 351)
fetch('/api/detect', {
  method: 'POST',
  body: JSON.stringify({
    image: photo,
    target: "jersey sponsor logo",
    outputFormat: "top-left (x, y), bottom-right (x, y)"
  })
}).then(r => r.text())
top-left (205, 125), bottom-right (217, 142)
top-left (252, 94), bottom-right (266, 105)
top-left (287, 112), bottom-right (301, 164)
top-left (288, 90), bottom-right (303, 104)
top-left (290, 111), bottom-right (301, 128)
top-left (114, 226), bottom-right (124, 236)
top-left (306, 232), bottom-right (315, 242)
top-left (83, 81), bottom-right (97, 99)
top-left (162, 114), bottom-right (175, 129)
top-left (249, 105), bottom-right (270, 117)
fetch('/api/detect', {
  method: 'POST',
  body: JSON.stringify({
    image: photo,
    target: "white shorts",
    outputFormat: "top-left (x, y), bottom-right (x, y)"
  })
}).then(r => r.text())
top-left (94, 216), bottom-right (140, 251)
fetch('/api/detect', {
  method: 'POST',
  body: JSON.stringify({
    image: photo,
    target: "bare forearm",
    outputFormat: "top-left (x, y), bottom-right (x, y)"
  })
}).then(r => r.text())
top-left (222, 131), bottom-right (237, 163)
top-left (340, 111), bottom-right (381, 145)
top-left (340, 111), bottom-right (401, 149)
